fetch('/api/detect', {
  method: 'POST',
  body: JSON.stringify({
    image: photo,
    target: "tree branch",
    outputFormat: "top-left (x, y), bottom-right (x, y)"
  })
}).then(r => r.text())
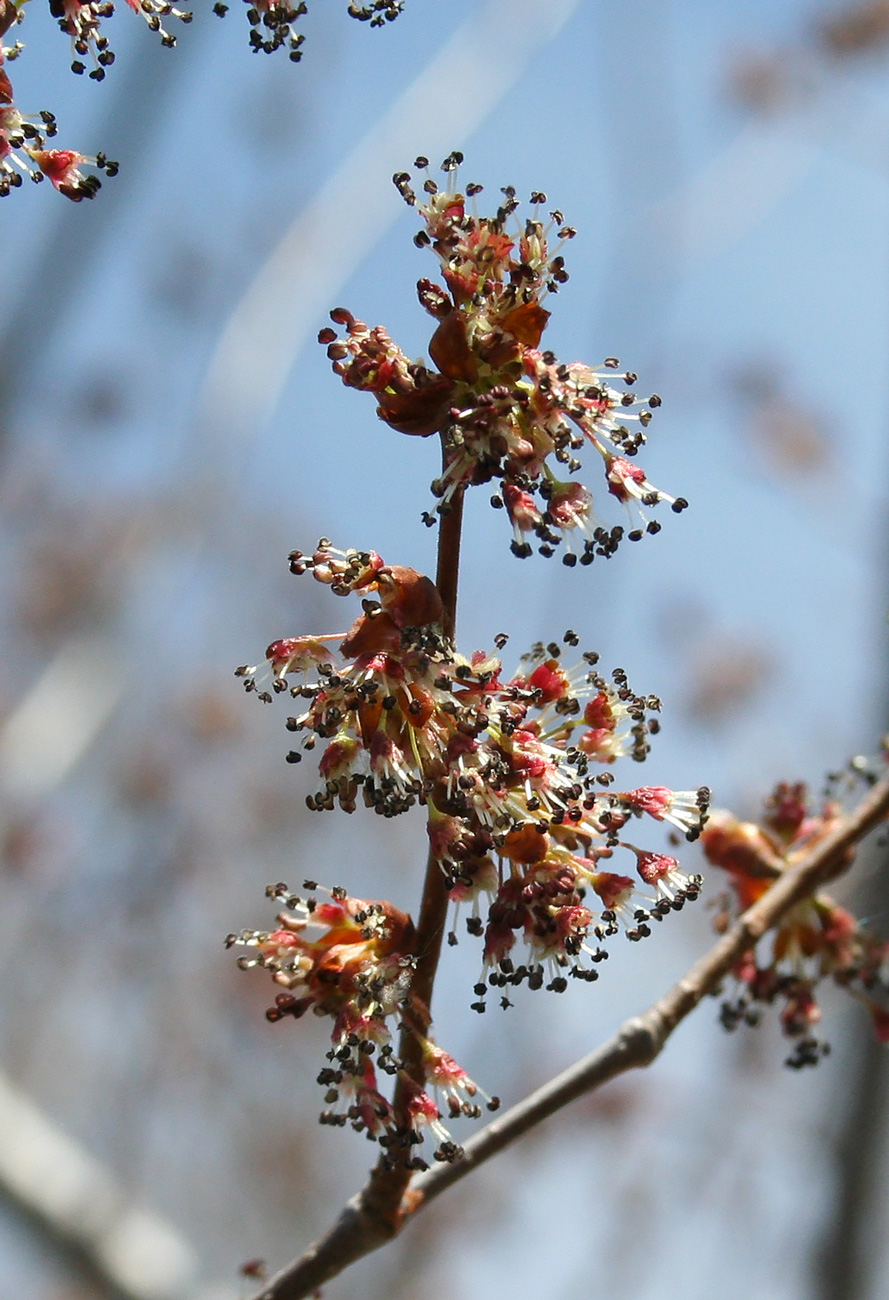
top-left (319, 485), bottom-right (469, 1234)
top-left (252, 765), bottom-right (889, 1300)
top-left (407, 767), bottom-right (889, 1212)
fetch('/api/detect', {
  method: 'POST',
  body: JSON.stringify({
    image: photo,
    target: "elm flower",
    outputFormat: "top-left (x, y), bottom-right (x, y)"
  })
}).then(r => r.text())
top-left (238, 550), bottom-right (710, 1016)
top-left (49, 0), bottom-right (116, 78)
top-left (230, 880), bottom-right (488, 1161)
top-left (236, 544), bottom-right (495, 817)
top-left (28, 146), bottom-right (117, 199)
top-left (420, 1038), bottom-right (500, 1120)
top-left (321, 154), bottom-right (688, 561)
top-left (0, 96), bottom-right (115, 199)
top-left (616, 786), bottom-right (711, 841)
top-left (623, 845), bottom-right (703, 907)
top-left (229, 881), bottom-right (413, 1131)
top-left (0, 46), bottom-right (117, 199)
top-left (702, 779), bottom-right (889, 1066)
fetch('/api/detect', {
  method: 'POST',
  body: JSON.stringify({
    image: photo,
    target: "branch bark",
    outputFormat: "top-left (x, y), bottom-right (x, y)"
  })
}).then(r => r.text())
top-left (315, 485), bottom-right (468, 1234)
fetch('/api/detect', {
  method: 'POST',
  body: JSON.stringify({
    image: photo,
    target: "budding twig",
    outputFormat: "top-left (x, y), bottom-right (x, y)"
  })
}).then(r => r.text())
top-left (249, 764), bottom-right (889, 1300)
top-left (346, 479), bottom-right (467, 1227)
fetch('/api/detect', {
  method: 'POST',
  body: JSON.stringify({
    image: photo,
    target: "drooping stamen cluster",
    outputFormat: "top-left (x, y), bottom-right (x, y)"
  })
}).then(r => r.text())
top-left (229, 881), bottom-right (496, 1165)
top-left (209, 0), bottom-right (404, 60)
top-left (702, 778), bottom-right (889, 1067)
top-left (231, 0), bottom-right (307, 59)
top-left (320, 154), bottom-right (687, 562)
top-left (47, 0), bottom-right (192, 78)
top-left (48, 0), bottom-right (115, 77)
top-left (238, 546), bottom-right (710, 1010)
top-left (1, 9), bottom-right (118, 199)
top-left (346, 0), bottom-right (403, 24)
top-left (0, 62), bottom-right (117, 198)
top-left (124, 0), bottom-right (193, 47)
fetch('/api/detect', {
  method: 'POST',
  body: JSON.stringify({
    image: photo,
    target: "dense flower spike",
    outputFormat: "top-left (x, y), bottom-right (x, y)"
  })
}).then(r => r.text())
top-left (702, 778), bottom-right (889, 1067)
top-left (236, 546), bottom-right (709, 1019)
top-left (320, 154), bottom-right (688, 561)
top-left (228, 881), bottom-right (491, 1164)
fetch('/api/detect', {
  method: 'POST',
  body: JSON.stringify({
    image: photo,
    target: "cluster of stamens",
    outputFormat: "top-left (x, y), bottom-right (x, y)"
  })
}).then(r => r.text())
top-left (1, 0), bottom-right (407, 204)
top-left (1, 8), bottom-right (118, 198)
top-left (48, 0), bottom-right (192, 80)
top-left (0, 94), bottom-right (117, 198)
top-left (702, 777), bottom-right (889, 1066)
top-left (319, 154), bottom-right (687, 561)
top-left (236, 545), bottom-right (710, 1024)
top-left (228, 880), bottom-right (496, 1165)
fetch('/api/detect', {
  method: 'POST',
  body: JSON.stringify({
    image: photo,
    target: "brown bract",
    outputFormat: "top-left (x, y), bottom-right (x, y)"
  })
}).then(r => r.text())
top-left (375, 375), bottom-right (454, 437)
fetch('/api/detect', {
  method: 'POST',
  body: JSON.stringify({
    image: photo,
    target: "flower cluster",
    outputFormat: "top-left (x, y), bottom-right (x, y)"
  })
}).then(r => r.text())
top-left (216, 0), bottom-right (404, 62)
top-left (702, 780), bottom-right (889, 1067)
top-left (319, 154), bottom-right (687, 561)
top-left (50, 0), bottom-right (194, 79)
top-left (236, 545), bottom-right (709, 1015)
top-left (228, 881), bottom-right (497, 1166)
top-left (1, 6), bottom-right (117, 199)
top-left (1, 0), bottom-right (405, 201)
top-left (0, 82), bottom-right (117, 198)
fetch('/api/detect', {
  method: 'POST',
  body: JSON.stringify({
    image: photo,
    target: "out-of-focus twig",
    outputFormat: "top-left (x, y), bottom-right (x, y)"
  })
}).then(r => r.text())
top-left (251, 767), bottom-right (889, 1300)
top-left (0, 1072), bottom-right (233, 1300)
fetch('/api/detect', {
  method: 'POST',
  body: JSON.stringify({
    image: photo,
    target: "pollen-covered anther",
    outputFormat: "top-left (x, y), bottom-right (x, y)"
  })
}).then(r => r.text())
top-left (347, 0), bottom-right (405, 27)
top-left (49, 0), bottom-right (116, 78)
top-left (127, 0), bottom-right (193, 48)
top-left (241, 0), bottom-right (306, 57)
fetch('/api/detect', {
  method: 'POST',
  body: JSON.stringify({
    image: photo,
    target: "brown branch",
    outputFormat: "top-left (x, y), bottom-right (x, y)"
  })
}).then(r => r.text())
top-left (432, 485), bottom-right (464, 645)
top-left (252, 766), bottom-right (889, 1300)
top-left (312, 483), bottom-right (468, 1235)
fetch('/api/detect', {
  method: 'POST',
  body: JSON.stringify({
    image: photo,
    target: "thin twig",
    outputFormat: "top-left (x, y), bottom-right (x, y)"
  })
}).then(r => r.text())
top-left (252, 767), bottom-right (889, 1300)
top-left (331, 485), bottom-right (467, 1229)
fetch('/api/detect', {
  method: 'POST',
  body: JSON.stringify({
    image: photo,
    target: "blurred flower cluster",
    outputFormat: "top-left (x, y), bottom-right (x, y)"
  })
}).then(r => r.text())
top-left (702, 779), bottom-right (889, 1067)
top-left (1, 2), bottom-right (117, 199)
top-left (0, 0), bottom-right (404, 200)
top-left (232, 547), bottom-right (709, 1155)
top-left (320, 153), bottom-right (687, 561)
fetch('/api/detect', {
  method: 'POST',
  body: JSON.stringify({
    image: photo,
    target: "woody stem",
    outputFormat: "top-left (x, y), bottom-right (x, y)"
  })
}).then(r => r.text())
top-left (360, 482), bottom-right (466, 1219)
